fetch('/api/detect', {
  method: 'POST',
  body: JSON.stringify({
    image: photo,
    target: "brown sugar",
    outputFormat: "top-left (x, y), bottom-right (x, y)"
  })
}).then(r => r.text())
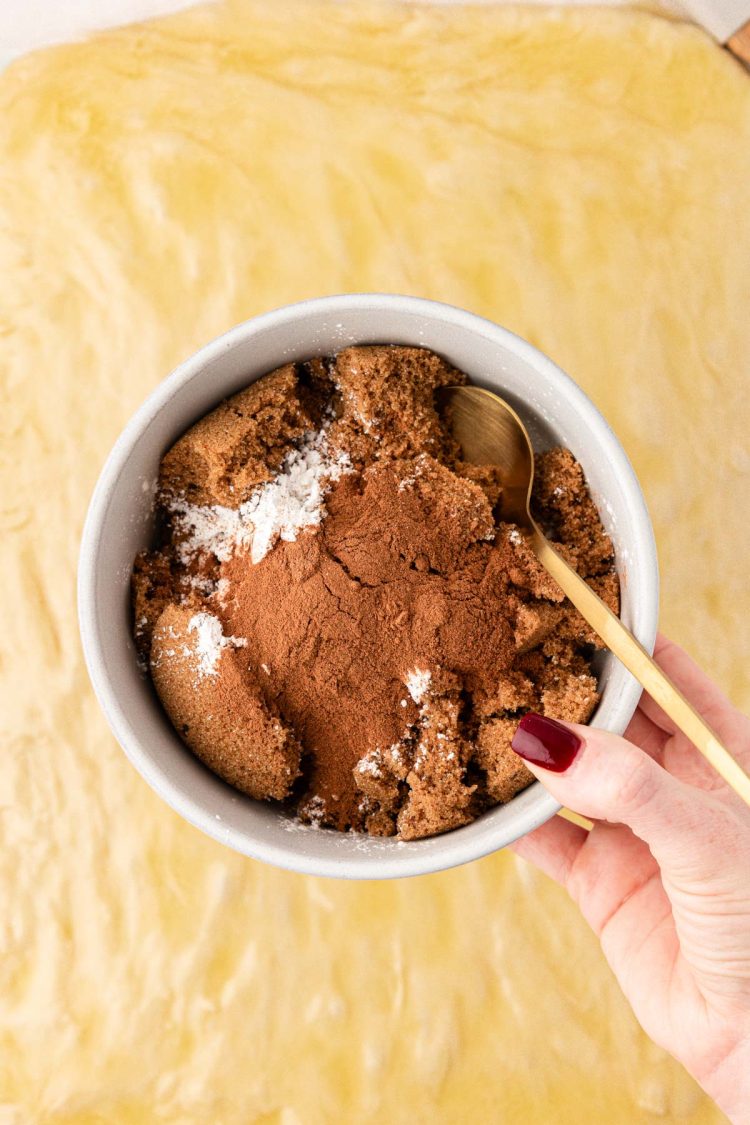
top-left (150, 603), bottom-right (302, 801)
top-left (132, 345), bottom-right (619, 840)
top-left (158, 363), bottom-right (327, 508)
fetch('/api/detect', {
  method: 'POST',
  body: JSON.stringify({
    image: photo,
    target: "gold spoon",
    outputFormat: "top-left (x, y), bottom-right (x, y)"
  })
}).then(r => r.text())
top-left (439, 384), bottom-right (750, 808)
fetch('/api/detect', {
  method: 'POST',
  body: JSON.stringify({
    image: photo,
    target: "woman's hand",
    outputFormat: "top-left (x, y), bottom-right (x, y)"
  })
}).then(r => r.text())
top-left (510, 635), bottom-right (750, 1124)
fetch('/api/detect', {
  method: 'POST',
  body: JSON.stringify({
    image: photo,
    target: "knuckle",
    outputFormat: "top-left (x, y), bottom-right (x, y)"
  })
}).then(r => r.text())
top-left (609, 752), bottom-right (659, 817)
top-left (566, 847), bottom-right (597, 906)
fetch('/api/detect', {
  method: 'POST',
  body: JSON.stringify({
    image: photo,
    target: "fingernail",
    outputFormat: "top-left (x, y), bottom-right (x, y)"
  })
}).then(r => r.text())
top-left (511, 713), bottom-right (583, 772)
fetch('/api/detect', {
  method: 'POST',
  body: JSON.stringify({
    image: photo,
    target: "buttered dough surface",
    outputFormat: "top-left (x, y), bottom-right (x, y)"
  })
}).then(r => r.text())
top-left (1, 2), bottom-right (749, 1120)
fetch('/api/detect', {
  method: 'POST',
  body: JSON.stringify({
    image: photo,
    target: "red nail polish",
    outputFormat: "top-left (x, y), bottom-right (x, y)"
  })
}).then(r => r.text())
top-left (511, 713), bottom-right (582, 772)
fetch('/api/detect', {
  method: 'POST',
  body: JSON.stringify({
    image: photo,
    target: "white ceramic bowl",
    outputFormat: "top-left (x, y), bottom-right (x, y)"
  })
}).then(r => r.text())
top-left (79, 294), bottom-right (659, 879)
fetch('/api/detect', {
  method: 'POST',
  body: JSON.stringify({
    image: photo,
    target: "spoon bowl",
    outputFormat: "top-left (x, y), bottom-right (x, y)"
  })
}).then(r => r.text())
top-left (438, 385), bottom-right (535, 527)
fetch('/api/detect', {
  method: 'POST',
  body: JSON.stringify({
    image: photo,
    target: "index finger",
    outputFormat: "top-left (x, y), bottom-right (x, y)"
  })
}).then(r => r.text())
top-left (638, 634), bottom-right (750, 766)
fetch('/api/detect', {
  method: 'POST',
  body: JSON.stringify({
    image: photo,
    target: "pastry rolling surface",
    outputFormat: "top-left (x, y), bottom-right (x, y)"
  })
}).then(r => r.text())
top-left (1, 1), bottom-right (749, 1120)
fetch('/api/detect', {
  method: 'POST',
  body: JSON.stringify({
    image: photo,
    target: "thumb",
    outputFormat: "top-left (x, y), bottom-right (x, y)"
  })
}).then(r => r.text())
top-left (511, 713), bottom-right (741, 886)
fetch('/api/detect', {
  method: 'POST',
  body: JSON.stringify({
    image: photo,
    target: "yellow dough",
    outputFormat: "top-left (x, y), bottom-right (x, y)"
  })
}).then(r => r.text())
top-left (1, 1), bottom-right (748, 1120)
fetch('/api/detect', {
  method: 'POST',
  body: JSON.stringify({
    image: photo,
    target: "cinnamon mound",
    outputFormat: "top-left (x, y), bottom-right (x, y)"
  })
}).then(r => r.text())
top-left (133, 345), bottom-right (619, 840)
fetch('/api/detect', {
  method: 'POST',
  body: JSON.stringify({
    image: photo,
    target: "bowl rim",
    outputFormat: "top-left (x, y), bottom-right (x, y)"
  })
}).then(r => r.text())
top-left (78, 293), bottom-right (659, 879)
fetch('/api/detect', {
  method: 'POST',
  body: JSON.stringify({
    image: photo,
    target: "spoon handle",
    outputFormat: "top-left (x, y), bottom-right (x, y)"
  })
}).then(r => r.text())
top-left (531, 528), bottom-right (750, 808)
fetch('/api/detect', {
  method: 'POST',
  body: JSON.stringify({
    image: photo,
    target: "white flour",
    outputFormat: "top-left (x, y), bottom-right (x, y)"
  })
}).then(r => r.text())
top-left (404, 668), bottom-right (432, 704)
top-left (170, 429), bottom-right (352, 566)
top-left (187, 612), bottom-right (247, 679)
